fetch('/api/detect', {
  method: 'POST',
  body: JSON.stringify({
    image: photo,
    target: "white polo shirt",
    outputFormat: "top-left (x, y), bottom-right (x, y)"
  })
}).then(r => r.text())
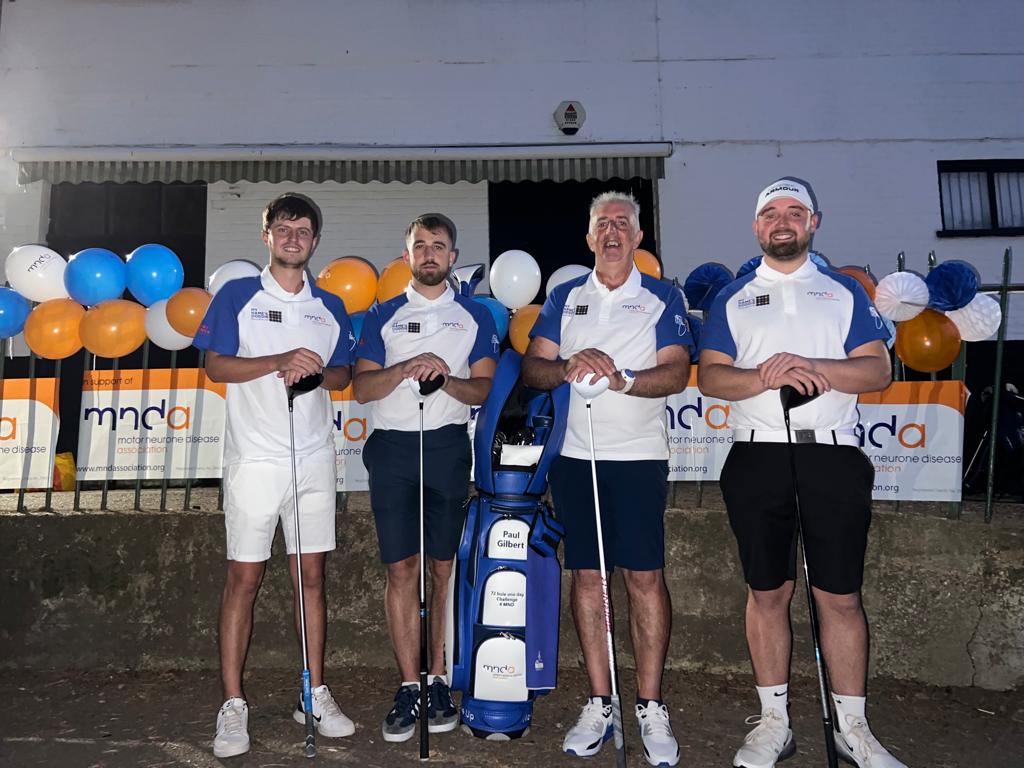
top-left (531, 266), bottom-right (694, 461)
top-left (700, 258), bottom-right (890, 440)
top-left (194, 267), bottom-right (354, 465)
top-left (356, 283), bottom-right (498, 432)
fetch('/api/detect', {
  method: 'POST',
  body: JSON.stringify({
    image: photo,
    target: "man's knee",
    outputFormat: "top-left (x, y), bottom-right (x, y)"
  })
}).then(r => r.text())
top-left (620, 568), bottom-right (665, 595)
top-left (814, 589), bottom-right (863, 618)
top-left (571, 569), bottom-right (606, 594)
top-left (748, 582), bottom-right (795, 613)
top-left (225, 561), bottom-right (265, 597)
top-left (386, 555), bottom-right (420, 588)
top-left (428, 557), bottom-right (454, 583)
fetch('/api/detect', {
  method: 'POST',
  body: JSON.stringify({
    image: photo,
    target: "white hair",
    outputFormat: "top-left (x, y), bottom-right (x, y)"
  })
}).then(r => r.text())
top-left (588, 191), bottom-right (640, 230)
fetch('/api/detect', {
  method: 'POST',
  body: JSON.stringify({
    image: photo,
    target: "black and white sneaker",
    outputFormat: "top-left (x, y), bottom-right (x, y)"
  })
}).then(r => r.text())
top-left (382, 683), bottom-right (420, 743)
top-left (427, 677), bottom-right (459, 733)
top-left (292, 684), bottom-right (355, 738)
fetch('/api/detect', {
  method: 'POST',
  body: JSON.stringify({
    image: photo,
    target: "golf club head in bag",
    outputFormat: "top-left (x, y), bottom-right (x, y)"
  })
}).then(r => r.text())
top-left (288, 372), bottom-right (324, 405)
top-left (779, 383), bottom-right (822, 415)
top-left (407, 373), bottom-right (446, 400)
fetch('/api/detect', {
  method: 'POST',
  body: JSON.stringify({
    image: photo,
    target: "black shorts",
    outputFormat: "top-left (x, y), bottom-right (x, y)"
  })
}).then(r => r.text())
top-left (719, 442), bottom-right (874, 595)
top-left (549, 456), bottom-right (668, 572)
top-left (363, 424), bottom-right (471, 564)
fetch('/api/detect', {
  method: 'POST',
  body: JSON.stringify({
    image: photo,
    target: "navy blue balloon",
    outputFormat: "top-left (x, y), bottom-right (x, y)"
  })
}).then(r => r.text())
top-left (925, 261), bottom-right (979, 311)
top-left (473, 295), bottom-right (510, 341)
top-left (126, 244), bottom-right (184, 306)
top-left (0, 287), bottom-right (31, 339)
top-left (736, 256), bottom-right (762, 279)
top-left (65, 248), bottom-right (127, 306)
top-left (683, 262), bottom-right (734, 312)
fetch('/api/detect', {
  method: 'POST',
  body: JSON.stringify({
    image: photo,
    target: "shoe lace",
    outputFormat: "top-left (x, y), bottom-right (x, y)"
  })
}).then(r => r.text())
top-left (428, 680), bottom-right (454, 714)
top-left (313, 686), bottom-right (343, 719)
top-left (391, 685), bottom-right (420, 719)
top-left (842, 714), bottom-right (882, 762)
top-left (636, 703), bottom-right (674, 740)
top-left (574, 700), bottom-right (612, 734)
top-left (742, 710), bottom-right (788, 749)
top-left (219, 702), bottom-right (245, 736)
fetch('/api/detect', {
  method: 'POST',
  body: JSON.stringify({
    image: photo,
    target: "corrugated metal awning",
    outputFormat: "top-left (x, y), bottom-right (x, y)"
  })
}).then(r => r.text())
top-left (15, 144), bottom-right (669, 185)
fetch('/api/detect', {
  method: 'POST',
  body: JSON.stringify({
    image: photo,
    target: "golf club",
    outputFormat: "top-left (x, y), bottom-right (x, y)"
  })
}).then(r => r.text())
top-left (572, 372), bottom-right (627, 768)
top-left (779, 383), bottom-right (839, 768)
top-left (288, 371), bottom-right (323, 759)
top-left (407, 372), bottom-right (445, 760)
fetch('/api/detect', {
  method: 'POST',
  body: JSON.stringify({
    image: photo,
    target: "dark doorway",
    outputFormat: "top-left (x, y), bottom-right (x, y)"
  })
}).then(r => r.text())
top-left (488, 178), bottom-right (657, 305)
top-left (7, 182), bottom-right (207, 454)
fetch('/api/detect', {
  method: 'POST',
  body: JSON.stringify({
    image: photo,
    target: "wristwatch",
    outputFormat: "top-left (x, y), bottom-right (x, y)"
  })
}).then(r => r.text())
top-left (620, 369), bottom-right (636, 394)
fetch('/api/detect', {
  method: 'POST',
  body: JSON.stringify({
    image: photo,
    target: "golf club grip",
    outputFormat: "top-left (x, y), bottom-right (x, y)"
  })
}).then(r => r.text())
top-left (824, 719), bottom-right (839, 767)
top-left (305, 712), bottom-right (316, 758)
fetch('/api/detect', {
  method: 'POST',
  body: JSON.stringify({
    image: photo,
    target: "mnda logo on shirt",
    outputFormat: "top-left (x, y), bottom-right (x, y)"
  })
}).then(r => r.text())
top-left (391, 321), bottom-right (421, 333)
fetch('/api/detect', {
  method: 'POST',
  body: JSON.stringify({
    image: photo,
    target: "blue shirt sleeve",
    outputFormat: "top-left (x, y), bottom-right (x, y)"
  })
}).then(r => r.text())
top-left (699, 289), bottom-right (738, 360)
top-left (530, 281), bottom-right (574, 345)
top-left (843, 280), bottom-right (891, 354)
top-left (653, 283), bottom-right (696, 358)
top-left (316, 291), bottom-right (354, 367)
top-left (461, 298), bottom-right (500, 365)
top-left (356, 303), bottom-right (387, 367)
top-left (192, 279), bottom-right (258, 356)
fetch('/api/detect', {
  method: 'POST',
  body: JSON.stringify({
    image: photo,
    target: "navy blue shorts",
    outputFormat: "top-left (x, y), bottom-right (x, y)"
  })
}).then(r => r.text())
top-left (549, 456), bottom-right (669, 571)
top-left (363, 424), bottom-right (471, 564)
top-left (720, 442), bottom-right (873, 594)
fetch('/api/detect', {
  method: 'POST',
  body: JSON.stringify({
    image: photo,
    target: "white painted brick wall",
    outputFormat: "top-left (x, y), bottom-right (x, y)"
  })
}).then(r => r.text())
top-left (206, 181), bottom-right (490, 290)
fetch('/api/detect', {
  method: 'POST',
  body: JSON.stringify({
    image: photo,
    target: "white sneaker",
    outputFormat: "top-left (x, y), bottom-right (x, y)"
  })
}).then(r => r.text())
top-left (635, 701), bottom-right (680, 767)
top-left (562, 697), bottom-right (613, 757)
top-left (834, 715), bottom-right (907, 768)
top-left (213, 697), bottom-right (250, 758)
top-left (293, 684), bottom-right (356, 738)
top-left (733, 710), bottom-right (796, 767)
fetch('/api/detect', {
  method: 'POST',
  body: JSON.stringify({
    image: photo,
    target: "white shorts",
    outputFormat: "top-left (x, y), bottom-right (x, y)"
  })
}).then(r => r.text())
top-left (223, 451), bottom-right (337, 562)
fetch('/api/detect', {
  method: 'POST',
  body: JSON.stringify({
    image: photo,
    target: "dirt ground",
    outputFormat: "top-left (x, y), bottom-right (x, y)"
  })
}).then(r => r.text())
top-left (1, 666), bottom-right (1020, 768)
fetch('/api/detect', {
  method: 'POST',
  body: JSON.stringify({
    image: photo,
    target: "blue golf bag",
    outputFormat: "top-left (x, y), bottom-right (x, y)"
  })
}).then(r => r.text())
top-left (445, 349), bottom-right (568, 740)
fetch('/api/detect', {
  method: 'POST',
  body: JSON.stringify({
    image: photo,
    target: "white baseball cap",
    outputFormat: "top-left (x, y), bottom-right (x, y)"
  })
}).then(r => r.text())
top-left (755, 179), bottom-right (816, 217)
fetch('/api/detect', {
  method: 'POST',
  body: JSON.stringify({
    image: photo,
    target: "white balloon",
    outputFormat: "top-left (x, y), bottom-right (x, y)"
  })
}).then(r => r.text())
top-left (874, 272), bottom-right (929, 322)
top-left (490, 250), bottom-right (541, 310)
top-left (546, 264), bottom-right (591, 297)
top-left (946, 293), bottom-right (1002, 342)
top-left (207, 259), bottom-right (262, 296)
top-left (5, 244), bottom-right (70, 302)
top-left (145, 298), bottom-right (193, 350)
top-left (572, 372), bottom-right (611, 401)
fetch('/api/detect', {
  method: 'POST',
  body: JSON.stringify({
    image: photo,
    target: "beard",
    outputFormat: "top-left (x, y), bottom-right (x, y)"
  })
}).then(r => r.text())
top-left (412, 261), bottom-right (451, 287)
top-left (759, 229), bottom-right (811, 261)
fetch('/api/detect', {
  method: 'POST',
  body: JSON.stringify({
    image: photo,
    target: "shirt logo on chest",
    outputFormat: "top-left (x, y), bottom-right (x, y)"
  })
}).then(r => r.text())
top-left (738, 294), bottom-right (770, 310)
top-left (251, 308), bottom-right (283, 323)
top-left (564, 304), bottom-right (589, 316)
top-left (392, 321), bottom-right (421, 334)
top-left (620, 303), bottom-right (649, 314)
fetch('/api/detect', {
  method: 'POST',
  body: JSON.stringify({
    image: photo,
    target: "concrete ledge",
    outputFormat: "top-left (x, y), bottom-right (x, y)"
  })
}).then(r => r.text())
top-left (1, 489), bottom-right (1022, 690)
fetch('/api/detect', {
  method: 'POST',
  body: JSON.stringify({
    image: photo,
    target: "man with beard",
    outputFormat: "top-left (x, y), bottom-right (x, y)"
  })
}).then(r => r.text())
top-left (197, 193), bottom-right (356, 758)
top-left (354, 213), bottom-right (498, 743)
top-left (523, 191), bottom-right (693, 767)
top-left (698, 179), bottom-right (903, 768)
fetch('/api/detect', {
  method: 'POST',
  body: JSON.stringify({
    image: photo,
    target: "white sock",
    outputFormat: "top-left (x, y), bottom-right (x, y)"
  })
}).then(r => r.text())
top-left (831, 693), bottom-right (867, 734)
top-left (312, 684), bottom-right (328, 695)
top-left (402, 680), bottom-right (420, 690)
top-left (756, 684), bottom-right (789, 725)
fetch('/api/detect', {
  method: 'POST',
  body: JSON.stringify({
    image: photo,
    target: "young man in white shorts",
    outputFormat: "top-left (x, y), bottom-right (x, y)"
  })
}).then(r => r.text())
top-left (195, 193), bottom-right (356, 758)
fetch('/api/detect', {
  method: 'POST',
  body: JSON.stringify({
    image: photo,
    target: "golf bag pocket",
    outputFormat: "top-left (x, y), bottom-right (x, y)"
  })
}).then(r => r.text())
top-left (528, 506), bottom-right (565, 557)
top-left (480, 568), bottom-right (527, 627)
top-left (526, 550), bottom-right (560, 690)
top-left (473, 633), bottom-right (528, 702)
top-left (487, 516), bottom-right (530, 560)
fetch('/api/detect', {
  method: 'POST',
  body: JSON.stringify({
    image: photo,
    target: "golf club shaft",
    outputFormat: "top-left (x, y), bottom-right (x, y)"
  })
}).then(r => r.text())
top-left (418, 401), bottom-right (429, 761)
top-left (289, 402), bottom-right (317, 759)
top-left (584, 402), bottom-right (627, 767)
top-left (783, 412), bottom-right (838, 768)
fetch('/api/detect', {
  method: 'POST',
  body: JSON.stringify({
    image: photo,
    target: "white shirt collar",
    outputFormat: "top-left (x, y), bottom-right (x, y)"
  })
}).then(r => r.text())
top-left (755, 255), bottom-right (817, 282)
top-left (589, 263), bottom-right (642, 298)
top-left (404, 281), bottom-right (455, 308)
top-left (260, 265), bottom-right (314, 301)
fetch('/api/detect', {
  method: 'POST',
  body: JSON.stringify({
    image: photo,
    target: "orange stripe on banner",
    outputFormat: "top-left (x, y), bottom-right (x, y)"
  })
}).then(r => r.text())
top-left (857, 381), bottom-right (967, 413)
top-left (330, 385), bottom-right (356, 402)
top-left (688, 367), bottom-right (698, 386)
top-left (0, 378), bottom-right (60, 410)
top-left (81, 369), bottom-right (227, 397)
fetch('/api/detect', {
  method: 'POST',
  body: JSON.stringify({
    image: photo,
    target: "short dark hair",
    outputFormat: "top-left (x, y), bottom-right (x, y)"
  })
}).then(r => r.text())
top-left (405, 213), bottom-right (457, 248)
top-left (262, 193), bottom-right (322, 237)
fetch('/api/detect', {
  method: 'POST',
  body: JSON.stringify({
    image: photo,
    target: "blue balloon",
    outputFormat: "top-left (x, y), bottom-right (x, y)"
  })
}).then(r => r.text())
top-left (350, 311), bottom-right (366, 343)
top-left (0, 287), bottom-right (31, 339)
top-left (683, 262), bottom-right (733, 312)
top-left (126, 244), bottom-right (184, 306)
top-left (65, 248), bottom-right (127, 306)
top-left (473, 296), bottom-right (510, 341)
top-left (925, 260), bottom-right (979, 311)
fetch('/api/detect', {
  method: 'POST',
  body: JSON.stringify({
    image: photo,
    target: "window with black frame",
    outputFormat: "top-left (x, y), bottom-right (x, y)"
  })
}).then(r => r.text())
top-left (937, 159), bottom-right (1024, 237)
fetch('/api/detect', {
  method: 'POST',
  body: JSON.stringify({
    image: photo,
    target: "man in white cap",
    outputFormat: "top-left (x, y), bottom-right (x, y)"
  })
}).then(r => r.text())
top-left (698, 178), bottom-right (906, 768)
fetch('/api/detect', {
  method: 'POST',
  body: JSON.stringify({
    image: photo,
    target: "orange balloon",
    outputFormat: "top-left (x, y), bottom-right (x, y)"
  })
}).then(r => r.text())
top-left (634, 249), bottom-right (662, 279)
top-left (23, 298), bottom-right (86, 360)
top-left (317, 257), bottom-right (379, 314)
top-left (80, 299), bottom-right (147, 358)
top-left (895, 308), bottom-right (962, 372)
top-left (166, 287), bottom-right (212, 338)
top-left (837, 265), bottom-right (877, 300)
top-left (377, 258), bottom-right (413, 303)
top-left (509, 304), bottom-right (542, 354)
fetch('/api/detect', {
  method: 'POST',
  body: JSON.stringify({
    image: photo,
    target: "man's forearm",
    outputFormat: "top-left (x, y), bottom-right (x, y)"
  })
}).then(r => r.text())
top-left (443, 376), bottom-right (492, 406)
top-left (321, 366), bottom-right (352, 391)
top-left (628, 361), bottom-right (691, 398)
top-left (205, 354), bottom-right (278, 384)
top-left (522, 356), bottom-right (566, 391)
top-left (353, 365), bottom-right (403, 403)
top-left (811, 356), bottom-right (891, 395)
top-left (697, 363), bottom-right (765, 401)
